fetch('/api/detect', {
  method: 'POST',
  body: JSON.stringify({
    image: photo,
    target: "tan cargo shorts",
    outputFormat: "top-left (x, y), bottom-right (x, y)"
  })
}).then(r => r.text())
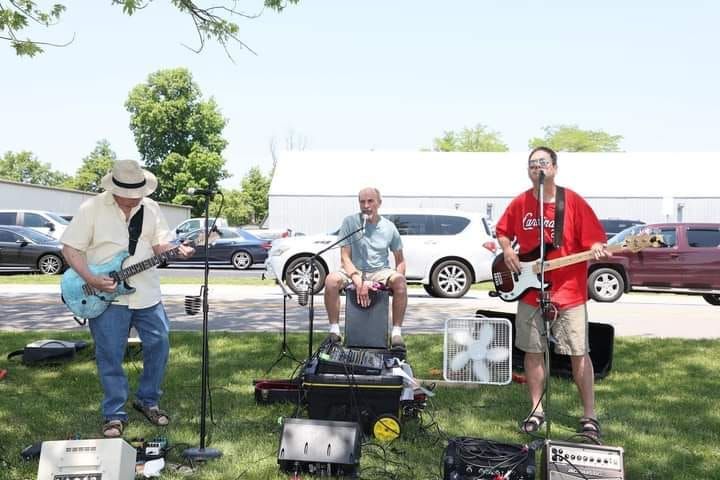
top-left (515, 302), bottom-right (590, 356)
top-left (338, 268), bottom-right (397, 287)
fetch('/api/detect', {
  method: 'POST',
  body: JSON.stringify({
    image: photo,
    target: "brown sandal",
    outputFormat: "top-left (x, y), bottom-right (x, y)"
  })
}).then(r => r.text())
top-left (579, 416), bottom-right (602, 440)
top-left (102, 419), bottom-right (126, 438)
top-left (520, 412), bottom-right (545, 434)
top-left (133, 400), bottom-right (170, 426)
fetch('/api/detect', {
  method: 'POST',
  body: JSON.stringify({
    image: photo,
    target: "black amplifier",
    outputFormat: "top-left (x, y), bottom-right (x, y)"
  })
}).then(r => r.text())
top-left (443, 437), bottom-right (536, 480)
top-left (542, 440), bottom-right (624, 480)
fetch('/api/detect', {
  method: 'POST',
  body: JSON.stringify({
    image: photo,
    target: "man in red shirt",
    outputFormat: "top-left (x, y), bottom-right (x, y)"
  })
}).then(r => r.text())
top-left (496, 146), bottom-right (609, 440)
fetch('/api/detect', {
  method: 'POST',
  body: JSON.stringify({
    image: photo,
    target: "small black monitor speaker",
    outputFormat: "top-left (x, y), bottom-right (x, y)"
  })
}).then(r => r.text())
top-left (277, 418), bottom-right (361, 476)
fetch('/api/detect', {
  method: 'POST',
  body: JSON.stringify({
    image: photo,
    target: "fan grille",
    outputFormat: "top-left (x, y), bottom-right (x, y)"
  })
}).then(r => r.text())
top-left (443, 317), bottom-right (513, 385)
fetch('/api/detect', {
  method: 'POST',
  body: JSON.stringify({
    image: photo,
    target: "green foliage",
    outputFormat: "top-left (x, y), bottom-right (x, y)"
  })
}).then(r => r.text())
top-left (2, 1), bottom-right (300, 57)
top-left (207, 166), bottom-right (270, 225)
top-left (432, 124), bottom-right (509, 152)
top-left (529, 124), bottom-right (623, 152)
top-left (240, 166), bottom-right (271, 224)
top-left (125, 68), bottom-right (230, 206)
top-left (64, 139), bottom-right (117, 192)
top-left (209, 188), bottom-right (252, 226)
top-left (0, 332), bottom-right (718, 479)
top-left (0, 150), bottom-right (69, 186)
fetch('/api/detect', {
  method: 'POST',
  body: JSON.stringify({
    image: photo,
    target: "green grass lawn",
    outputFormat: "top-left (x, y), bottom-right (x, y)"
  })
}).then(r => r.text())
top-left (1, 332), bottom-right (718, 479)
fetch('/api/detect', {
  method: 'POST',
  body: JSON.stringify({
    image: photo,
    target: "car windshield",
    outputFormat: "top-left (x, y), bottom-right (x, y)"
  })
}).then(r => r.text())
top-left (21, 228), bottom-right (58, 244)
top-left (45, 212), bottom-right (70, 225)
top-left (608, 225), bottom-right (645, 245)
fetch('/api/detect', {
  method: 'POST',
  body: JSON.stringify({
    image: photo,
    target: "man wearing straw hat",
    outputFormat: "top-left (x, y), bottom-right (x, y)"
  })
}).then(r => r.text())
top-left (61, 159), bottom-right (194, 438)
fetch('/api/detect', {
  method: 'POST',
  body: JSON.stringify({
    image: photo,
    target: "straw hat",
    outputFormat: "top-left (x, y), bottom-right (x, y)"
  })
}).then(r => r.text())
top-left (100, 160), bottom-right (157, 198)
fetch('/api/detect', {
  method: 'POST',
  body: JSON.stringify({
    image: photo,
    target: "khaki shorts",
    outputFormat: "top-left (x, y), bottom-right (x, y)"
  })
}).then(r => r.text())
top-left (338, 268), bottom-right (398, 287)
top-left (515, 302), bottom-right (590, 356)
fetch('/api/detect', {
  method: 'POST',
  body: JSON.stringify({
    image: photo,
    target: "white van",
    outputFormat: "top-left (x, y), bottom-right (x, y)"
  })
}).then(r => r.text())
top-left (174, 217), bottom-right (228, 239)
top-left (0, 210), bottom-right (69, 240)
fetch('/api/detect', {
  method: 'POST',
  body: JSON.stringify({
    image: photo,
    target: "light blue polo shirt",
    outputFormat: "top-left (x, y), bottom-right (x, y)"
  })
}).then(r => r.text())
top-left (338, 213), bottom-right (402, 272)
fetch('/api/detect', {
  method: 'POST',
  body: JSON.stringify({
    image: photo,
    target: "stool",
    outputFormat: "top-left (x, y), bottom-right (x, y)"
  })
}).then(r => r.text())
top-left (344, 289), bottom-right (389, 349)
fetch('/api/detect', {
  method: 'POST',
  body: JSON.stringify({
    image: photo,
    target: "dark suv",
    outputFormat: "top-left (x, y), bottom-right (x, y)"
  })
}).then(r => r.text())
top-left (588, 223), bottom-right (720, 305)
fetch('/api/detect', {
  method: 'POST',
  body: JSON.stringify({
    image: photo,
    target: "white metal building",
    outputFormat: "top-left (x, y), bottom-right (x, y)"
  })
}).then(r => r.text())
top-left (267, 151), bottom-right (720, 234)
top-left (0, 179), bottom-right (191, 228)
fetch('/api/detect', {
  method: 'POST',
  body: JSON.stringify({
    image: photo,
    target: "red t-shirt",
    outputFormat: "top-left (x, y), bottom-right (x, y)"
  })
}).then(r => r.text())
top-left (495, 187), bottom-right (606, 309)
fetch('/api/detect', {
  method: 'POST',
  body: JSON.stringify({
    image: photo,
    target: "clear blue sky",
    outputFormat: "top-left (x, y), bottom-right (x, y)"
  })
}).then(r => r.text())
top-left (2, 1), bottom-right (719, 187)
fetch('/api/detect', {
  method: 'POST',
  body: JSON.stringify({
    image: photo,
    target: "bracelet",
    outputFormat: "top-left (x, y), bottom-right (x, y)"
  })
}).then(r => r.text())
top-left (350, 271), bottom-right (361, 278)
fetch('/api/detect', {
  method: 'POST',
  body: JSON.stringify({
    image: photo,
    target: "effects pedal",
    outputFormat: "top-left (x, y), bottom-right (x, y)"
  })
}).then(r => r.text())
top-left (542, 440), bottom-right (624, 480)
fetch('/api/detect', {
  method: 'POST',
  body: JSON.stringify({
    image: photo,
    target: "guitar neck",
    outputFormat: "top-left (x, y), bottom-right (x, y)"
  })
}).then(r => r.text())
top-left (114, 245), bottom-right (182, 282)
top-left (532, 243), bottom-right (625, 274)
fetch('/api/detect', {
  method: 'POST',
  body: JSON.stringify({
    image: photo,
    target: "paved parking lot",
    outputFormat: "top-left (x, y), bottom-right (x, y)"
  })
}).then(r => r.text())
top-left (1, 284), bottom-right (718, 339)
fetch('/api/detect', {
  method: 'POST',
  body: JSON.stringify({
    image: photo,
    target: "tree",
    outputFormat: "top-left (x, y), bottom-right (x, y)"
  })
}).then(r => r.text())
top-left (125, 68), bottom-right (230, 204)
top-left (528, 125), bottom-right (623, 152)
top-left (431, 124), bottom-right (508, 152)
top-left (1, 0), bottom-right (300, 57)
top-left (0, 150), bottom-right (69, 186)
top-left (65, 140), bottom-right (117, 192)
top-left (239, 166), bottom-right (271, 225)
top-left (209, 188), bottom-right (251, 226)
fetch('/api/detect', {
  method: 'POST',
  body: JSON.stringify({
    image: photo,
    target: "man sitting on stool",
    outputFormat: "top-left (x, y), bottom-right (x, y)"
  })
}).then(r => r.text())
top-left (323, 187), bottom-right (408, 349)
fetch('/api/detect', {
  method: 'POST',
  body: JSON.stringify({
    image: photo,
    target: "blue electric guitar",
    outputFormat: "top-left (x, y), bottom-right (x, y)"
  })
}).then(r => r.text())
top-left (60, 232), bottom-right (216, 319)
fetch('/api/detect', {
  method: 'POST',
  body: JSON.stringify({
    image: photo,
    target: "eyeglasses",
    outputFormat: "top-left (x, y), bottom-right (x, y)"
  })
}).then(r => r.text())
top-left (528, 157), bottom-right (552, 169)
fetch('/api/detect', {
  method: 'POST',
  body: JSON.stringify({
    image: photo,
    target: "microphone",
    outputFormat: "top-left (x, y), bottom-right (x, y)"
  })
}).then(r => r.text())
top-left (186, 187), bottom-right (216, 196)
top-left (297, 284), bottom-right (309, 307)
top-left (361, 213), bottom-right (369, 233)
top-left (538, 169), bottom-right (546, 184)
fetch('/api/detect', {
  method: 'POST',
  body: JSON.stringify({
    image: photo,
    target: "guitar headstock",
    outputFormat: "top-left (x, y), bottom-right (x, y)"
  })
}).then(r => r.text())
top-left (622, 232), bottom-right (666, 252)
top-left (184, 231), bottom-right (220, 248)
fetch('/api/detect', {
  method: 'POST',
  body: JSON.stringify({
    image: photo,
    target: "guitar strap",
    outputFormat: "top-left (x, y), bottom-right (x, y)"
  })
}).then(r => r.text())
top-left (553, 186), bottom-right (565, 249)
top-left (128, 205), bottom-right (144, 255)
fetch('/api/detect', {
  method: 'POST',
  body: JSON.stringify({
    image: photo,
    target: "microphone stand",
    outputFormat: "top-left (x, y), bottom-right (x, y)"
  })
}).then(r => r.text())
top-left (183, 192), bottom-right (222, 461)
top-left (264, 280), bottom-right (302, 376)
top-left (303, 221), bottom-right (366, 359)
top-left (537, 170), bottom-right (554, 440)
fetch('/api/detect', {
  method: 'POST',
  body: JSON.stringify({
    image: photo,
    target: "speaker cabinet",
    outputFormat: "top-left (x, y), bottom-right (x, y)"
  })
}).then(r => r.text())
top-left (476, 309), bottom-right (615, 379)
top-left (543, 439), bottom-right (625, 479)
top-left (37, 438), bottom-right (136, 480)
top-left (277, 418), bottom-right (361, 476)
top-left (345, 289), bottom-right (389, 348)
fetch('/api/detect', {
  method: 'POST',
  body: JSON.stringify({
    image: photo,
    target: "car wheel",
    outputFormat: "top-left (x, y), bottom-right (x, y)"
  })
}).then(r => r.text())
top-left (231, 251), bottom-right (253, 270)
top-left (285, 256), bottom-right (327, 295)
top-left (702, 294), bottom-right (720, 306)
top-left (431, 260), bottom-right (472, 298)
top-left (588, 268), bottom-right (624, 302)
top-left (423, 284), bottom-right (438, 297)
top-left (38, 254), bottom-right (63, 275)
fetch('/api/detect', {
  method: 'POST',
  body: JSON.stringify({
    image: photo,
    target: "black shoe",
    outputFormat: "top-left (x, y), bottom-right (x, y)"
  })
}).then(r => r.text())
top-left (327, 333), bottom-right (342, 344)
top-left (391, 335), bottom-right (405, 349)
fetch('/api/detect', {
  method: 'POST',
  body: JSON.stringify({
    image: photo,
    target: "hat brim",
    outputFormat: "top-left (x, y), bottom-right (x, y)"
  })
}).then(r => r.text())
top-left (101, 170), bottom-right (158, 199)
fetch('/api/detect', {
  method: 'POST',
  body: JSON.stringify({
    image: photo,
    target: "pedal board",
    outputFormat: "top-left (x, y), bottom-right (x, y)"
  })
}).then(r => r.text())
top-left (443, 437), bottom-right (536, 479)
top-left (542, 440), bottom-right (624, 480)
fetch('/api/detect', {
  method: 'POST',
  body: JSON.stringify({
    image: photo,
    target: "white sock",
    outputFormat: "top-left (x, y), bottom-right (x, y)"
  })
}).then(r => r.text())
top-left (330, 323), bottom-right (341, 335)
top-left (391, 326), bottom-right (402, 338)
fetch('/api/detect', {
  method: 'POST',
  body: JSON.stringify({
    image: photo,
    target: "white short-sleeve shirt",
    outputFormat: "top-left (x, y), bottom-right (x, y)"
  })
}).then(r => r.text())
top-left (61, 192), bottom-right (171, 309)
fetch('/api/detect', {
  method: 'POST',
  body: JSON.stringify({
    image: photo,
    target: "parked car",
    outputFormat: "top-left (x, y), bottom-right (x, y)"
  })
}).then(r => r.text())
top-left (174, 217), bottom-right (228, 239)
top-left (599, 218), bottom-right (645, 240)
top-left (588, 223), bottom-right (720, 305)
top-left (249, 228), bottom-right (305, 242)
top-left (265, 209), bottom-right (498, 298)
top-left (0, 209), bottom-right (70, 240)
top-left (169, 227), bottom-right (271, 270)
top-left (0, 225), bottom-right (66, 274)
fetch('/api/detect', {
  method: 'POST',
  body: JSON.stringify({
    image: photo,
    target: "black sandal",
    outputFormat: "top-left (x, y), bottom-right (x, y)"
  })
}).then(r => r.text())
top-left (578, 416), bottom-right (602, 440)
top-left (520, 412), bottom-right (545, 434)
top-left (133, 400), bottom-right (170, 426)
